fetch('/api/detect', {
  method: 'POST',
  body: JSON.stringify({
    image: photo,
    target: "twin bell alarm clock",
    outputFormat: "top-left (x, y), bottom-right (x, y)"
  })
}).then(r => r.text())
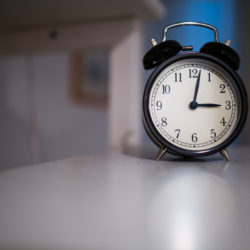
top-left (142, 22), bottom-right (248, 161)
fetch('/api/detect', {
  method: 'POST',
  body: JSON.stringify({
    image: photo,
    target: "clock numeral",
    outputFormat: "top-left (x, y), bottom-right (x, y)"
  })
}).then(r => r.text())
top-left (210, 129), bottom-right (216, 139)
top-left (156, 101), bottom-right (162, 110)
top-left (220, 84), bottom-right (226, 93)
top-left (191, 133), bottom-right (198, 143)
top-left (225, 100), bottom-right (231, 110)
top-left (162, 84), bottom-right (171, 94)
top-left (220, 117), bottom-right (226, 126)
top-left (174, 73), bottom-right (182, 82)
top-left (189, 69), bottom-right (198, 78)
top-left (208, 72), bottom-right (211, 82)
top-left (161, 117), bottom-right (167, 127)
top-left (175, 129), bottom-right (181, 138)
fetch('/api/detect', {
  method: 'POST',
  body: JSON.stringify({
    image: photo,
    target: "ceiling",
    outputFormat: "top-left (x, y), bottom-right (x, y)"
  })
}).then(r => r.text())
top-left (0, 0), bottom-right (164, 31)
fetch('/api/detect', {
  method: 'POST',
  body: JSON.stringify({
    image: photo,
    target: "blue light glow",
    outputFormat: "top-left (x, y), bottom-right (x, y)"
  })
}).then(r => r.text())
top-left (151, 0), bottom-right (235, 52)
top-left (186, 0), bottom-right (235, 50)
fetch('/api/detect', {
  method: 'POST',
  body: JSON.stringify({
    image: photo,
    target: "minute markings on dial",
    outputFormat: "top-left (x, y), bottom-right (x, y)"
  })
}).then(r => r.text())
top-left (150, 61), bottom-right (237, 150)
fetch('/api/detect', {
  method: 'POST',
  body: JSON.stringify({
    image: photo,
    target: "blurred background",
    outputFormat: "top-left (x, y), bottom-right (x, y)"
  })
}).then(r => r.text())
top-left (0, 0), bottom-right (248, 168)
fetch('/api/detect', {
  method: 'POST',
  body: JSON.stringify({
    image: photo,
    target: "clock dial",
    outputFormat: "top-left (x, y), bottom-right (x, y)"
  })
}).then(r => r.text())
top-left (148, 58), bottom-right (240, 151)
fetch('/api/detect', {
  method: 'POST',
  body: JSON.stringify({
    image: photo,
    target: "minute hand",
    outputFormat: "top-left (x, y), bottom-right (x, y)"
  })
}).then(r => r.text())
top-left (192, 70), bottom-right (201, 102)
top-left (196, 103), bottom-right (221, 107)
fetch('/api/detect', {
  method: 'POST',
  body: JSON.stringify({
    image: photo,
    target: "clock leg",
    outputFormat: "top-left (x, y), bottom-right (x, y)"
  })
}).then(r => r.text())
top-left (219, 149), bottom-right (230, 161)
top-left (155, 147), bottom-right (168, 161)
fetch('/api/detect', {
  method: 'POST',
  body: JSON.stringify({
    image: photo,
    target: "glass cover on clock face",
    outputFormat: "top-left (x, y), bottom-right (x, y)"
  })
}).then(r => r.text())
top-left (148, 58), bottom-right (241, 151)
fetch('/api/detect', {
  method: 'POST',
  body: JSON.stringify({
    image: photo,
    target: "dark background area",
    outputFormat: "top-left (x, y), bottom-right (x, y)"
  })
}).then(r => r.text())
top-left (0, 0), bottom-right (249, 168)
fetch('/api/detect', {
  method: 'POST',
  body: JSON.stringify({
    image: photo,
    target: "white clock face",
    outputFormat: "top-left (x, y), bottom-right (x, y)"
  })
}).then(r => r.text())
top-left (149, 58), bottom-right (240, 151)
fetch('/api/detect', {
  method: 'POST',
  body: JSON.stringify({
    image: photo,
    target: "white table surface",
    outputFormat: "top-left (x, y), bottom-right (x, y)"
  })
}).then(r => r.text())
top-left (0, 146), bottom-right (250, 250)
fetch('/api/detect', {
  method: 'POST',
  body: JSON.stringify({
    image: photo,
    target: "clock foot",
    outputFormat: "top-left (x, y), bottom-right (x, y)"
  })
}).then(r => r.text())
top-left (156, 147), bottom-right (168, 161)
top-left (220, 149), bottom-right (230, 161)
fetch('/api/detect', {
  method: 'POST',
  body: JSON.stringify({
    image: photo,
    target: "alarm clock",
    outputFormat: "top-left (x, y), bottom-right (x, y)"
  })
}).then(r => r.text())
top-left (142, 22), bottom-right (248, 161)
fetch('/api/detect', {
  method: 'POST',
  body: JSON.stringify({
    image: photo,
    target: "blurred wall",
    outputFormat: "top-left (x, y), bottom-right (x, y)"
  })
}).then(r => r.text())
top-left (241, 0), bottom-right (250, 144)
top-left (0, 53), bottom-right (108, 168)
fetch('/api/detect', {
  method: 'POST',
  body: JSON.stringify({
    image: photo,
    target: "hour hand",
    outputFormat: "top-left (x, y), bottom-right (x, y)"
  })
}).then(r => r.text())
top-left (197, 103), bottom-right (221, 108)
top-left (189, 102), bottom-right (221, 109)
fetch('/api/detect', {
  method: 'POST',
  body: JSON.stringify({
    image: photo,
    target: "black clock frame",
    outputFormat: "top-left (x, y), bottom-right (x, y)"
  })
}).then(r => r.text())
top-left (142, 52), bottom-right (248, 157)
